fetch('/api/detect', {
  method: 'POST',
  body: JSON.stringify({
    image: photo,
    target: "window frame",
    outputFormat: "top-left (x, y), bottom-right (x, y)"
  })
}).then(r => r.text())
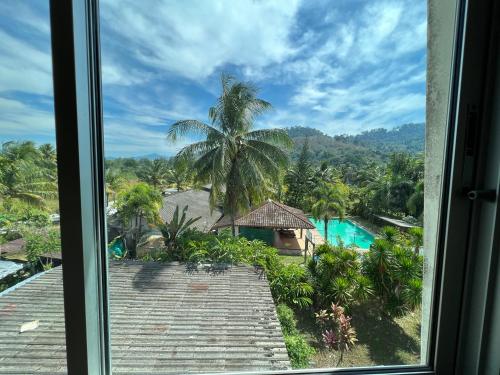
top-left (48, 0), bottom-right (498, 374)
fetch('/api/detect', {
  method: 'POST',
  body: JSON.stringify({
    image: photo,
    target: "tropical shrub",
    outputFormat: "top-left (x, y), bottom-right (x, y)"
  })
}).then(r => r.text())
top-left (159, 205), bottom-right (200, 253)
top-left (115, 182), bottom-right (162, 255)
top-left (175, 230), bottom-right (280, 270)
top-left (283, 334), bottom-right (315, 369)
top-left (308, 243), bottom-right (372, 309)
top-left (269, 264), bottom-right (313, 308)
top-left (315, 303), bottom-right (357, 366)
top-left (276, 304), bottom-right (297, 335)
top-left (23, 227), bottom-right (60, 270)
top-left (362, 235), bottom-right (423, 315)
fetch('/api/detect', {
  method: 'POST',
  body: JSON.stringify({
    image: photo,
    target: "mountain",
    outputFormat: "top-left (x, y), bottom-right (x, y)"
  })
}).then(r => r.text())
top-left (286, 123), bottom-right (424, 167)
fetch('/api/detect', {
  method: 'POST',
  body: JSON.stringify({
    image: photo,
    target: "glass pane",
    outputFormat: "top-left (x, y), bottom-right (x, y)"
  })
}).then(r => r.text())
top-left (100, 0), bottom-right (444, 372)
top-left (0, 1), bottom-right (66, 373)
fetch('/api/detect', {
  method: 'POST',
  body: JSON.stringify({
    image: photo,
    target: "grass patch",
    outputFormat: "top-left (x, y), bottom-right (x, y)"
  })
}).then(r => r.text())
top-left (279, 254), bottom-right (305, 265)
top-left (294, 300), bottom-right (421, 368)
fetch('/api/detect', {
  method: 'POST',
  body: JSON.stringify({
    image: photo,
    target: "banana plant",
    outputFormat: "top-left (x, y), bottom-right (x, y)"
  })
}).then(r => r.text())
top-left (160, 205), bottom-right (200, 252)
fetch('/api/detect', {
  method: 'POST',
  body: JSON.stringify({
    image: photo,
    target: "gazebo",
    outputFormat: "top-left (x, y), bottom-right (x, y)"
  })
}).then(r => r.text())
top-left (211, 200), bottom-right (315, 254)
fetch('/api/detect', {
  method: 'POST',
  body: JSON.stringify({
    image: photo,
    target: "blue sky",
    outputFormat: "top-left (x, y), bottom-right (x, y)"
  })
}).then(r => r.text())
top-left (0, 0), bottom-right (426, 158)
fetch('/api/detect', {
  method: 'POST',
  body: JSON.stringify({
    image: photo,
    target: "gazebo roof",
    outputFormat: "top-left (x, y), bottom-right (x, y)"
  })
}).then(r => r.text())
top-left (212, 200), bottom-right (314, 230)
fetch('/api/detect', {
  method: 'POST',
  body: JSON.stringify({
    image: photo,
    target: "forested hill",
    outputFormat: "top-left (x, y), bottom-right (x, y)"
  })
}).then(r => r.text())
top-left (286, 123), bottom-right (424, 166)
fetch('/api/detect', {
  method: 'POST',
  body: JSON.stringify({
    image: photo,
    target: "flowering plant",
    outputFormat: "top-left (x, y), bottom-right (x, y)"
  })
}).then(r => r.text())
top-left (315, 303), bottom-right (357, 365)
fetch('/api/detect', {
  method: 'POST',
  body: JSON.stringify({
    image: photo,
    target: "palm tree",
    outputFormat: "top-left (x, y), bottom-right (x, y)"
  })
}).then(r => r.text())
top-left (105, 168), bottom-right (125, 204)
top-left (167, 74), bottom-right (292, 234)
top-left (137, 158), bottom-right (170, 190)
top-left (116, 182), bottom-right (162, 256)
top-left (167, 155), bottom-right (194, 192)
top-left (311, 182), bottom-right (347, 242)
top-left (37, 143), bottom-right (57, 177)
top-left (0, 142), bottom-right (57, 207)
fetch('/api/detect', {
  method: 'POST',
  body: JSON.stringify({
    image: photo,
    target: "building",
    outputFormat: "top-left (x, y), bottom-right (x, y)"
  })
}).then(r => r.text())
top-left (160, 188), bottom-right (223, 232)
top-left (0, 261), bottom-right (290, 374)
top-left (212, 200), bottom-right (315, 255)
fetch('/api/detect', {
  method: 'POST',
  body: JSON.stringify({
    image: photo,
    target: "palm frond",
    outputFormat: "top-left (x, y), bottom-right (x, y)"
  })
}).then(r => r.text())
top-left (246, 140), bottom-right (289, 167)
top-left (167, 120), bottom-right (223, 142)
top-left (245, 129), bottom-right (293, 148)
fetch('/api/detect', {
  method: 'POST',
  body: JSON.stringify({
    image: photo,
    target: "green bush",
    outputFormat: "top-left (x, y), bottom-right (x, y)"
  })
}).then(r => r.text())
top-left (309, 245), bottom-right (372, 309)
top-left (284, 334), bottom-right (315, 369)
top-left (23, 227), bottom-right (61, 270)
top-left (269, 264), bottom-right (313, 308)
top-left (362, 234), bottom-right (423, 315)
top-left (175, 230), bottom-right (280, 269)
top-left (276, 304), bottom-right (297, 335)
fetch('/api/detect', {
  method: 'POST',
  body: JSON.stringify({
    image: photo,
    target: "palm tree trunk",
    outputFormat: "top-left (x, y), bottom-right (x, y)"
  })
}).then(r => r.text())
top-left (324, 218), bottom-right (328, 243)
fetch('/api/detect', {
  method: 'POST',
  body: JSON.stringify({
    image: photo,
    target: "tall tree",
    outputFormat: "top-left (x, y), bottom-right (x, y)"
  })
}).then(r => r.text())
top-left (116, 182), bottom-right (162, 255)
top-left (167, 74), bottom-right (292, 234)
top-left (105, 168), bottom-right (125, 203)
top-left (285, 138), bottom-right (314, 210)
top-left (167, 155), bottom-right (194, 191)
top-left (0, 141), bottom-right (57, 207)
top-left (137, 158), bottom-right (170, 190)
top-left (311, 182), bottom-right (347, 242)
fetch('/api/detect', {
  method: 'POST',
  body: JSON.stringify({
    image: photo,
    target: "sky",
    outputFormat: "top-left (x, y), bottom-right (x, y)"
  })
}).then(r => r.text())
top-left (0, 0), bottom-right (426, 158)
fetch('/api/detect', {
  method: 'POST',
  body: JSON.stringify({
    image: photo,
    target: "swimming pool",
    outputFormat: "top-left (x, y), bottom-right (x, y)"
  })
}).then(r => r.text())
top-left (310, 218), bottom-right (374, 249)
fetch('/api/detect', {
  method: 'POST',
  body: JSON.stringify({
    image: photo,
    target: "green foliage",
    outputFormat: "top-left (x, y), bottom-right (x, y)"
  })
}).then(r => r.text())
top-left (105, 168), bottom-right (126, 201)
top-left (276, 304), bottom-right (298, 335)
top-left (116, 183), bottom-right (162, 225)
top-left (311, 182), bottom-right (348, 242)
top-left (286, 123), bottom-right (424, 168)
top-left (285, 138), bottom-right (314, 210)
top-left (0, 141), bottom-right (58, 207)
top-left (362, 233), bottom-right (423, 315)
top-left (0, 201), bottom-right (50, 228)
top-left (309, 243), bottom-right (372, 309)
top-left (316, 303), bottom-right (358, 366)
top-left (167, 155), bottom-right (195, 191)
top-left (381, 226), bottom-right (399, 243)
top-left (167, 74), bottom-right (292, 227)
top-left (159, 205), bottom-right (200, 253)
top-left (174, 230), bottom-right (279, 269)
top-left (283, 334), bottom-right (315, 369)
top-left (116, 183), bottom-right (162, 254)
top-left (137, 158), bottom-right (170, 189)
top-left (408, 226), bottom-right (423, 254)
top-left (23, 227), bottom-right (60, 270)
top-left (269, 263), bottom-right (313, 308)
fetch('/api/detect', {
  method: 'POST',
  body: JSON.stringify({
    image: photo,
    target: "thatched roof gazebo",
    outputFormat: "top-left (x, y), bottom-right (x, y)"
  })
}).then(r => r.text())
top-left (212, 200), bottom-right (314, 253)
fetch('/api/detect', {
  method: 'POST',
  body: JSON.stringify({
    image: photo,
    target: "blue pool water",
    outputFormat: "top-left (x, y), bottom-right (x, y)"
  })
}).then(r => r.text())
top-left (310, 218), bottom-right (374, 249)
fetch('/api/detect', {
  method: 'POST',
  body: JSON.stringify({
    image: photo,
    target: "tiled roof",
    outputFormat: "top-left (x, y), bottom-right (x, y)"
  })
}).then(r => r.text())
top-left (160, 189), bottom-right (223, 233)
top-left (0, 261), bottom-right (290, 374)
top-left (212, 200), bottom-right (314, 230)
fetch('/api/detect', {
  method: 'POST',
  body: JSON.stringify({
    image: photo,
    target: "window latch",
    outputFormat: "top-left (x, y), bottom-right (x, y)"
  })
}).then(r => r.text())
top-left (467, 189), bottom-right (497, 202)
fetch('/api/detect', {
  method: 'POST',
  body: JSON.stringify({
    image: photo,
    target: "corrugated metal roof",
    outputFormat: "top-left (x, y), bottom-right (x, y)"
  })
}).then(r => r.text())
top-left (376, 215), bottom-right (418, 229)
top-left (0, 261), bottom-right (290, 374)
top-left (213, 200), bottom-right (314, 230)
top-left (160, 189), bottom-right (223, 233)
top-left (0, 260), bottom-right (23, 280)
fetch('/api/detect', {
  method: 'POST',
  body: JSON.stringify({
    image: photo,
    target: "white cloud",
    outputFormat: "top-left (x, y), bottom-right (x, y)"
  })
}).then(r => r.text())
top-left (103, 120), bottom-right (191, 157)
top-left (100, 0), bottom-right (302, 81)
top-left (0, 97), bottom-right (55, 138)
top-left (0, 29), bottom-right (53, 95)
